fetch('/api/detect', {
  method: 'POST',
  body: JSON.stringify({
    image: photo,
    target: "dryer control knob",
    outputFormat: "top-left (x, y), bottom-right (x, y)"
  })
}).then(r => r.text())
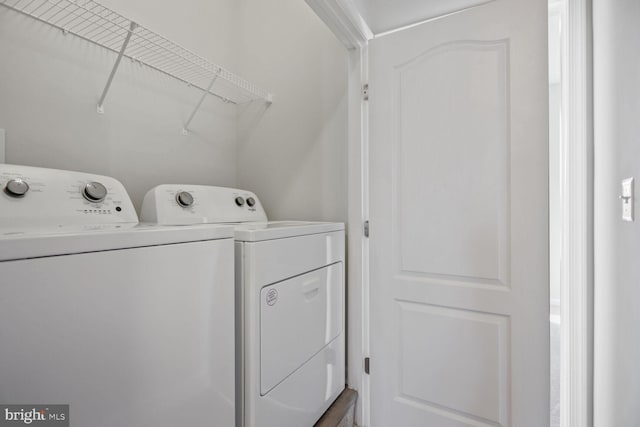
top-left (83, 181), bottom-right (108, 203)
top-left (235, 196), bottom-right (245, 206)
top-left (4, 178), bottom-right (29, 197)
top-left (176, 191), bottom-right (194, 208)
top-left (246, 197), bottom-right (256, 207)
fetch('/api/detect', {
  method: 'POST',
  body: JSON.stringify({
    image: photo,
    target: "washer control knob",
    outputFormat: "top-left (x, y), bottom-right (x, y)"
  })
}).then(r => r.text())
top-left (4, 179), bottom-right (29, 197)
top-left (176, 191), bottom-right (194, 208)
top-left (83, 181), bottom-right (108, 203)
top-left (235, 196), bottom-right (245, 206)
top-left (246, 197), bottom-right (256, 207)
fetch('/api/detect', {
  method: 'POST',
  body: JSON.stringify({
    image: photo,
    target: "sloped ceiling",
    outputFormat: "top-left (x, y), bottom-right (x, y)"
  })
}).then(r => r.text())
top-left (351, 0), bottom-right (493, 34)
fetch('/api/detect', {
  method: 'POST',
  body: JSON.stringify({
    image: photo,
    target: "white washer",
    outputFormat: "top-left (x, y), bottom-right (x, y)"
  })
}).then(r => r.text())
top-left (141, 185), bottom-right (346, 427)
top-left (0, 165), bottom-right (236, 427)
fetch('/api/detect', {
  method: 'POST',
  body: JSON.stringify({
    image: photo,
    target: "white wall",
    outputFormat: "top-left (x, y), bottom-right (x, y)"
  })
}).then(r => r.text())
top-left (235, 0), bottom-right (348, 222)
top-left (594, 0), bottom-right (640, 425)
top-left (0, 0), bottom-right (239, 211)
top-left (0, 0), bottom-right (348, 221)
top-left (99, 0), bottom-right (239, 69)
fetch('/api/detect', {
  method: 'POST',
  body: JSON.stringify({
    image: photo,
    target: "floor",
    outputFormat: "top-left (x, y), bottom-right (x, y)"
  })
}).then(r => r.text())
top-left (315, 389), bottom-right (358, 427)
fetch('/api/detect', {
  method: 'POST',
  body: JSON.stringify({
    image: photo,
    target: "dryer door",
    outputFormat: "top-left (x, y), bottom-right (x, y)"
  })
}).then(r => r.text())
top-left (260, 262), bottom-right (343, 395)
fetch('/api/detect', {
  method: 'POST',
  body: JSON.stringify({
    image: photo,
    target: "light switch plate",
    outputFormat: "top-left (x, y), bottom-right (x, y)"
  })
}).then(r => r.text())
top-left (0, 129), bottom-right (4, 163)
top-left (622, 177), bottom-right (634, 222)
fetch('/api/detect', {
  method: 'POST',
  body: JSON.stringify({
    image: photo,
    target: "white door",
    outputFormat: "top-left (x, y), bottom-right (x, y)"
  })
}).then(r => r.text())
top-left (368, 0), bottom-right (549, 425)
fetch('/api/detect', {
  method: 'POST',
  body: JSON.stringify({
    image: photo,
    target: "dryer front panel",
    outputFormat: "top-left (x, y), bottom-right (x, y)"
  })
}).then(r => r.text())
top-left (260, 262), bottom-right (343, 395)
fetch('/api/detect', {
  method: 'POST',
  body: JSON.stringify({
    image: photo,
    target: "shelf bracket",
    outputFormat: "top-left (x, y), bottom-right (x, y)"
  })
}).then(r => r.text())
top-left (182, 73), bottom-right (219, 135)
top-left (97, 21), bottom-right (137, 114)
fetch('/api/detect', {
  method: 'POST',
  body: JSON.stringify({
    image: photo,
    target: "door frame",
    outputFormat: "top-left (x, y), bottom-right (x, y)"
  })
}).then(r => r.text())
top-left (305, 0), bottom-right (593, 426)
top-left (556, 0), bottom-right (594, 425)
top-left (305, 2), bottom-right (373, 425)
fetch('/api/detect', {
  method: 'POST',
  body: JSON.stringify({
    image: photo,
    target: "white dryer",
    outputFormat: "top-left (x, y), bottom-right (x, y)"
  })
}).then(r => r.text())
top-left (0, 165), bottom-right (236, 427)
top-left (141, 185), bottom-right (346, 427)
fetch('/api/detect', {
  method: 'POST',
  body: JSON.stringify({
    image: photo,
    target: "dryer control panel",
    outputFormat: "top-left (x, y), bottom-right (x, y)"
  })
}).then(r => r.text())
top-left (0, 164), bottom-right (138, 227)
top-left (141, 184), bottom-right (268, 225)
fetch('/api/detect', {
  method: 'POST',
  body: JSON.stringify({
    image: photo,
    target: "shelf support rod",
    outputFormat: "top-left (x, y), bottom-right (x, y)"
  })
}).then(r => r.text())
top-left (97, 21), bottom-right (137, 114)
top-left (182, 73), bottom-right (219, 135)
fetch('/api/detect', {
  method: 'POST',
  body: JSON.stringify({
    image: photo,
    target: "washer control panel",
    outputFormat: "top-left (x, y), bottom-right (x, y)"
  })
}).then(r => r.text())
top-left (141, 184), bottom-right (267, 225)
top-left (0, 164), bottom-right (138, 227)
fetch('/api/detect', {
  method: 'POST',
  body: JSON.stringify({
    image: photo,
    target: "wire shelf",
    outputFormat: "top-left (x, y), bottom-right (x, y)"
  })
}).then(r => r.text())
top-left (0, 0), bottom-right (273, 110)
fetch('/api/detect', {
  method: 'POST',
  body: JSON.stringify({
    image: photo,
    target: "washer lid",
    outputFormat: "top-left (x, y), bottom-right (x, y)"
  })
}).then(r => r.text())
top-left (0, 223), bottom-right (234, 261)
top-left (233, 221), bottom-right (344, 242)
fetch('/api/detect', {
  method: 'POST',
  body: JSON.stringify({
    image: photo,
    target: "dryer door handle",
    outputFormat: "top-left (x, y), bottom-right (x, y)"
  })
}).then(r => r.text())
top-left (303, 287), bottom-right (320, 300)
top-left (302, 278), bottom-right (321, 301)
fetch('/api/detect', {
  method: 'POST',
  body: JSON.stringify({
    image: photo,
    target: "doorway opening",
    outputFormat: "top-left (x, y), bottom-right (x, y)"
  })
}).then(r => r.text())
top-left (548, 1), bottom-right (562, 425)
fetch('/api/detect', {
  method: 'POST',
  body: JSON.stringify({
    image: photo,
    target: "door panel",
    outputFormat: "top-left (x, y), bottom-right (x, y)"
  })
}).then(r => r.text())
top-left (398, 303), bottom-right (508, 423)
top-left (369, 0), bottom-right (549, 426)
top-left (395, 40), bottom-right (509, 285)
